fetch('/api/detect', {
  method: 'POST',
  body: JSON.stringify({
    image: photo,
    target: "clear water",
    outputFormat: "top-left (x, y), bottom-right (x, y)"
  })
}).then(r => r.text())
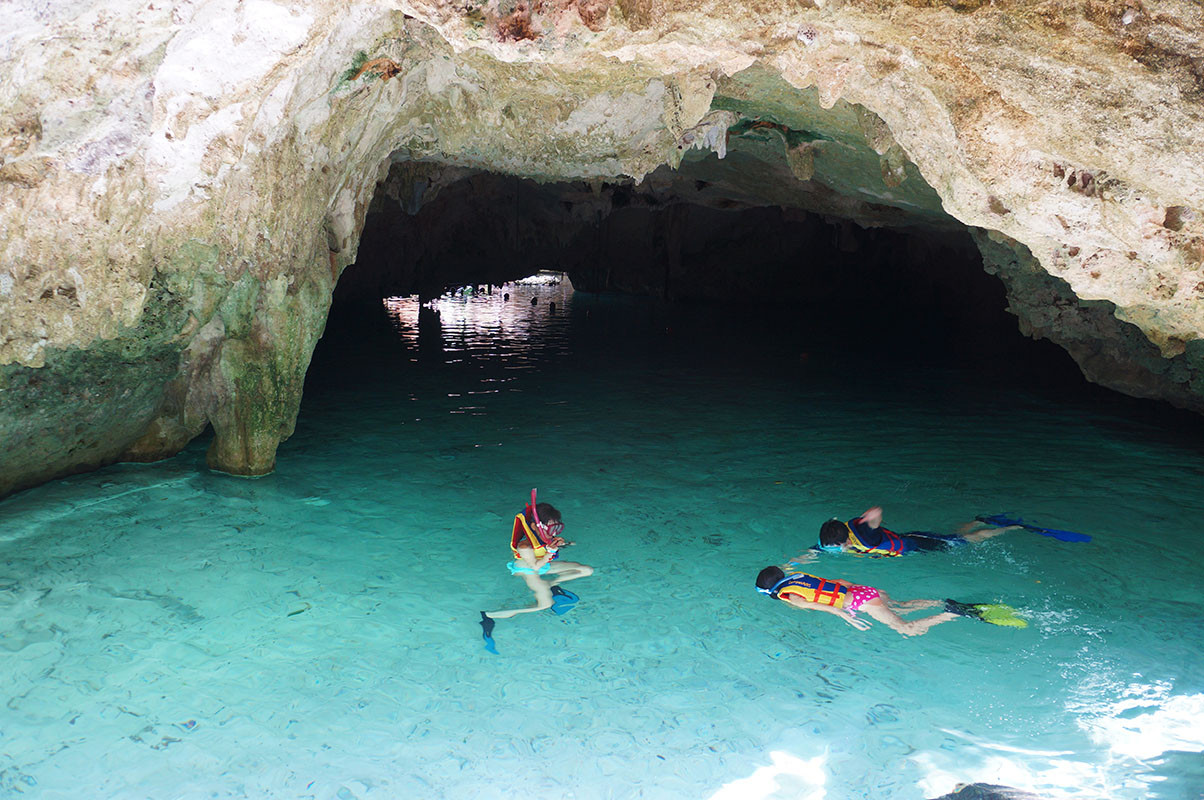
top-left (3, 282), bottom-right (1204, 800)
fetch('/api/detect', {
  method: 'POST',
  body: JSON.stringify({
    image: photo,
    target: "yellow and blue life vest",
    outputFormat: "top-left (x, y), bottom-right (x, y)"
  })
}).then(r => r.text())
top-left (845, 519), bottom-right (907, 557)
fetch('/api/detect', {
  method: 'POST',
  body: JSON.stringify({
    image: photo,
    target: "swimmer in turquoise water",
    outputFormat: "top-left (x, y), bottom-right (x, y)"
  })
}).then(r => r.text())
top-left (756, 565), bottom-right (1027, 634)
top-left (756, 565), bottom-right (958, 637)
top-left (484, 490), bottom-right (592, 621)
top-left (791, 505), bottom-right (1021, 562)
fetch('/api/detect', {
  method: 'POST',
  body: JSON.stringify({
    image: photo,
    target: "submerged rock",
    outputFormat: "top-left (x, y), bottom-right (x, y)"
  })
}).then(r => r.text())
top-left (928, 784), bottom-right (1047, 800)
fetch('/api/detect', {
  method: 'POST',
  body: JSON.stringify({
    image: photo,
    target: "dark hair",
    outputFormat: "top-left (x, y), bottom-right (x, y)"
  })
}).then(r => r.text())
top-left (819, 519), bottom-right (849, 547)
top-left (525, 502), bottom-right (561, 526)
top-left (756, 565), bottom-right (785, 592)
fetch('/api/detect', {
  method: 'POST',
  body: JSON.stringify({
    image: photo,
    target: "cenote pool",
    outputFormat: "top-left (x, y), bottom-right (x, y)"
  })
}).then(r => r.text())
top-left (3, 281), bottom-right (1204, 799)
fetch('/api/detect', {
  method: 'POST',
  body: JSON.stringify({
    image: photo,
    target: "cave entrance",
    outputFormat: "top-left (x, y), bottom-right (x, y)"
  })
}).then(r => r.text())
top-left (321, 161), bottom-right (1076, 388)
top-left (322, 68), bottom-right (1077, 384)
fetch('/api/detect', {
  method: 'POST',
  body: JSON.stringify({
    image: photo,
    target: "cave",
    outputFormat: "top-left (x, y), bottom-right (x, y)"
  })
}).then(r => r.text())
top-left (321, 154), bottom-right (1082, 397)
top-left (309, 154), bottom-right (1204, 465)
top-left (4, 2), bottom-right (1204, 797)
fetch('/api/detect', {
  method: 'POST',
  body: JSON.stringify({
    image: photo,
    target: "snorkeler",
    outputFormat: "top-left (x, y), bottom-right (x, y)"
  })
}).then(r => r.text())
top-left (793, 505), bottom-right (1020, 561)
top-left (756, 565), bottom-right (956, 637)
top-left (755, 565), bottom-right (1026, 636)
top-left (483, 490), bottom-right (593, 621)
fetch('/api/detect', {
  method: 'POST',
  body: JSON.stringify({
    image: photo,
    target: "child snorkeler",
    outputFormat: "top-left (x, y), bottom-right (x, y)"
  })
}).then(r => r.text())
top-left (755, 565), bottom-right (958, 637)
top-left (793, 505), bottom-right (1020, 561)
top-left (483, 490), bottom-right (593, 621)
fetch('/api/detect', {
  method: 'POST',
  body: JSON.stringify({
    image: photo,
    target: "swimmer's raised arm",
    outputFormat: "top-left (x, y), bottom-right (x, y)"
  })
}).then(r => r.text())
top-left (858, 506), bottom-right (883, 528)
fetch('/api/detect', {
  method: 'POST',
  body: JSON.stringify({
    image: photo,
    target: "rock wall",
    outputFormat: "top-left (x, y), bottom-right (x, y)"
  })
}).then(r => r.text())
top-left (1, 0), bottom-right (1202, 496)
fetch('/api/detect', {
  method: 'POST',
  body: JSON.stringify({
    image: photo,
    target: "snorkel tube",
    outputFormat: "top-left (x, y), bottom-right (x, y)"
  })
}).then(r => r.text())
top-left (526, 488), bottom-right (564, 549)
top-left (527, 488), bottom-right (543, 532)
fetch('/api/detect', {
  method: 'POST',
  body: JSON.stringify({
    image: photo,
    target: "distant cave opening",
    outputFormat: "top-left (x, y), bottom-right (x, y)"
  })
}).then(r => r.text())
top-left (320, 166), bottom-right (1082, 385)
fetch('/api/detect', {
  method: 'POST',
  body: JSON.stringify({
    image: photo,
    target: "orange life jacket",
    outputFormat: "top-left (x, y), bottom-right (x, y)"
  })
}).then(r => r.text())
top-left (775, 572), bottom-right (849, 608)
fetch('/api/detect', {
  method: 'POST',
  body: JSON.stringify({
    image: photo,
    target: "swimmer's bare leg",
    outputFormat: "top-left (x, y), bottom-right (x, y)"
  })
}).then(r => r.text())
top-left (878, 591), bottom-right (940, 613)
top-left (861, 598), bottom-right (957, 637)
top-left (485, 572), bottom-right (554, 619)
top-left (545, 560), bottom-right (594, 586)
top-left (887, 594), bottom-right (943, 613)
top-left (961, 523), bottom-right (1023, 543)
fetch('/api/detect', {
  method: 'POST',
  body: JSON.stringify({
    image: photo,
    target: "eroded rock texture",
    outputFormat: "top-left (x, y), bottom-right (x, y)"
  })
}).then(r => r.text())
top-left (1, 0), bottom-right (1202, 496)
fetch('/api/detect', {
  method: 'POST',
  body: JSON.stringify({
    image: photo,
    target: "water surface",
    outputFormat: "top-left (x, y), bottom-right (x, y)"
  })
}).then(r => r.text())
top-left (3, 282), bottom-right (1203, 799)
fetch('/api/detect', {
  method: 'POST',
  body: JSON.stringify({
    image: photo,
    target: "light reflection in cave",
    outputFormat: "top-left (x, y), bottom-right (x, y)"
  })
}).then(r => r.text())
top-left (381, 273), bottom-right (576, 368)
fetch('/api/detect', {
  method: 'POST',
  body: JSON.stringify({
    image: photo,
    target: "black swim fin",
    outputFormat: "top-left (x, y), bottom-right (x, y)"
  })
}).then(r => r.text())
top-left (479, 611), bottom-right (499, 654)
top-left (944, 599), bottom-right (1028, 628)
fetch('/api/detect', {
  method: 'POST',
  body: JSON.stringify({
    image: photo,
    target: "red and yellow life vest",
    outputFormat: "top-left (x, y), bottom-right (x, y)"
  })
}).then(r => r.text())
top-left (511, 513), bottom-right (556, 561)
top-left (845, 521), bottom-right (907, 557)
top-left (775, 573), bottom-right (849, 608)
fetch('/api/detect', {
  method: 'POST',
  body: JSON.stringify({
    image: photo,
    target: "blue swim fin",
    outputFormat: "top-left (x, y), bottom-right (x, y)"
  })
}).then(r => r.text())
top-left (976, 513), bottom-right (1091, 543)
top-left (549, 585), bottom-right (579, 615)
top-left (479, 611), bottom-right (498, 654)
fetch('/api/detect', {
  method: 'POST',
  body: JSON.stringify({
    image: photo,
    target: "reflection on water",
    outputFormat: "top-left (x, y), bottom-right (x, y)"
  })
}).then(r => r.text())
top-left (381, 276), bottom-right (576, 369)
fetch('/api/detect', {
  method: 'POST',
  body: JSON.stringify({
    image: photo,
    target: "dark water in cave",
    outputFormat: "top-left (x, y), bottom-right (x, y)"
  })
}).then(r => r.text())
top-left (3, 279), bottom-right (1204, 799)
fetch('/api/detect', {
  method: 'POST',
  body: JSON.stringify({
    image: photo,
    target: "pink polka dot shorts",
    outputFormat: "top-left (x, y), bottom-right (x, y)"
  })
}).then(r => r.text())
top-left (846, 585), bottom-right (880, 612)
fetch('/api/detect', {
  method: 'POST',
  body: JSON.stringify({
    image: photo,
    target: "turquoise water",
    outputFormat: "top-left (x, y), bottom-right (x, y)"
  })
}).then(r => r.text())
top-left (3, 281), bottom-right (1204, 800)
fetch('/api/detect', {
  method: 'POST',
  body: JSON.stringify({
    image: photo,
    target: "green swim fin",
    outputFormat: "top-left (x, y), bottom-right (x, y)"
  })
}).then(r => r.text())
top-left (944, 599), bottom-right (1028, 628)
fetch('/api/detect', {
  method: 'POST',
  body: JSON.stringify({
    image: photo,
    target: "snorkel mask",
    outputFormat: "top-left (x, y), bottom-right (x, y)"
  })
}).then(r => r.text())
top-left (527, 488), bottom-right (564, 541)
top-left (756, 575), bottom-right (793, 597)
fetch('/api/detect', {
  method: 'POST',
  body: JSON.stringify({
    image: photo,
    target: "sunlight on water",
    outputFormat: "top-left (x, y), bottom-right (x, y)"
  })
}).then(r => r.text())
top-left (3, 283), bottom-right (1204, 799)
top-left (1083, 687), bottom-right (1204, 759)
top-left (706, 751), bottom-right (827, 800)
top-left (914, 748), bottom-right (1104, 799)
